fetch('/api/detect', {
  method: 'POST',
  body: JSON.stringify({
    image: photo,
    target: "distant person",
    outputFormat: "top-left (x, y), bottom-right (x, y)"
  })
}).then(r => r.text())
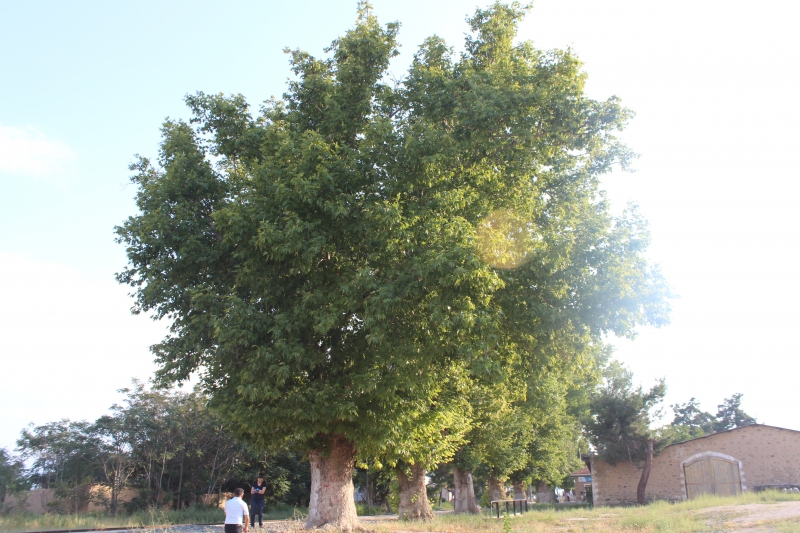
top-left (224, 488), bottom-right (249, 533)
top-left (251, 474), bottom-right (266, 528)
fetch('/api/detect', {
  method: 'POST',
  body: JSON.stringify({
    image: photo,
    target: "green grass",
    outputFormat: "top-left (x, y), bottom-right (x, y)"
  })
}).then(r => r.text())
top-left (0, 503), bottom-right (305, 533)
top-left (355, 503), bottom-right (394, 516)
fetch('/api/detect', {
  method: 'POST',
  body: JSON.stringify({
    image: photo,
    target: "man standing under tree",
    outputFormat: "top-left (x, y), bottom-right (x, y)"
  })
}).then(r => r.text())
top-left (224, 489), bottom-right (249, 533)
top-left (250, 475), bottom-right (266, 528)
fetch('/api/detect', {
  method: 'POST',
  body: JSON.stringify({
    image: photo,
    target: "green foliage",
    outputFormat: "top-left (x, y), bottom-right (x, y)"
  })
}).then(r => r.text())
top-left (507, 345), bottom-right (604, 489)
top-left (655, 423), bottom-right (696, 447)
top-left (669, 393), bottom-right (757, 438)
top-left (586, 361), bottom-right (665, 465)
top-left (478, 488), bottom-right (492, 509)
top-left (352, 463), bottom-right (392, 512)
top-left (0, 448), bottom-right (25, 502)
top-left (713, 393), bottom-right (757, 432)
top-left (354, 503), bottom-right (389, 516)
top-left (669, 397), bottom-right (714, 438)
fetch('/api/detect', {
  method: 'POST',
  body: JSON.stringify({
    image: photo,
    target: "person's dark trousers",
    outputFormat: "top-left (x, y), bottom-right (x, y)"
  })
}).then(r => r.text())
top-left (224, 525), bottom-right (242, 533)
top-left (250, 500), bottom-right (264, 527)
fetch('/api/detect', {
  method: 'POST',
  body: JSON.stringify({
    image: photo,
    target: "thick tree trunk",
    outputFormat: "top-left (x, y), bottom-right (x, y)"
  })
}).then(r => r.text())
top-left (535, 481), bottom-right (556, 504)
top-left (306, 435), bottom-right (362, 532)
top-left (452, 466), bottom-right (479, 514)
top-left (513, 481), bottom-right (526, 500)
top-left (487, 473), bottom-right (504, 502)
top-left (636, 439), bottom-right (655, 505)
top-left (397, 464), bottom-right (433, 520)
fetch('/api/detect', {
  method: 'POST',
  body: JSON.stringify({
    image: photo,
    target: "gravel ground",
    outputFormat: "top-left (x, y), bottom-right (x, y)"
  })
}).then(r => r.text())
top-left (100, 524), bottom-right (304, 533)
top-left (111, 516), bottom-right (400, 533)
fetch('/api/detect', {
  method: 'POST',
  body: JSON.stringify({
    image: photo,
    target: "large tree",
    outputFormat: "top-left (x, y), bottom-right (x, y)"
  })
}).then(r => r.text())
top-left (509, 347), bottom-right (600, 504)
top-left (117, 2), bottom-right (668, 528)
top-left (369, 367), bottom-right (471, 520)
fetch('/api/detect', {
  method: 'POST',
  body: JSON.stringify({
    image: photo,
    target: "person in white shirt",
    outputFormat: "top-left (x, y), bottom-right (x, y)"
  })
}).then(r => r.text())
top-left (224, 488), bottom-right (250, 533)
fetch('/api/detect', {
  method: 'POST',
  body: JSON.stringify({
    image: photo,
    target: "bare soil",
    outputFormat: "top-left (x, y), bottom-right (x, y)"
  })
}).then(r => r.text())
top-left (699, 501), bottom-right (800, 532)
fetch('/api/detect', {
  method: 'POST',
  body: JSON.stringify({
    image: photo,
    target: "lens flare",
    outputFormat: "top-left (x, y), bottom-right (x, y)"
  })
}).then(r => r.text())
top-left (475, 208), bottom-right (537, 269)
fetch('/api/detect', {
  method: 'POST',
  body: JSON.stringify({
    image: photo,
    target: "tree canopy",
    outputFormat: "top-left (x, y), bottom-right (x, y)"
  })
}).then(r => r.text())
top-left (117, 2), bottom-right (670, 527)
top-left (586, 361), bottom-right (665, 466)
top-left (670, 393), bottom-right (756, 438)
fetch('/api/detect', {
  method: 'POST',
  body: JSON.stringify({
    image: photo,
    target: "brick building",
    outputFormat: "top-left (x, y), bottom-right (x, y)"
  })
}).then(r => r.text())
top-left (590, 424), bottom-right (800, 505)
top-left (570, 467), bottom-right (592, 499)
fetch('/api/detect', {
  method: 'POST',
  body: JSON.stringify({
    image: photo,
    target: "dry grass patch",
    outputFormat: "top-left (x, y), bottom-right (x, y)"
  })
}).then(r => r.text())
top-left (3, 493), bottom-right (800, 533)
top-left (0, 505), bottom-right (300, 533)
top-left (373, 491), bottom-right (800, 533)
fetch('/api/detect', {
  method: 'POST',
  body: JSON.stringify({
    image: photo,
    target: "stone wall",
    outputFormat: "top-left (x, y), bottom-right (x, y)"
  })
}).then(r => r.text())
top-left (592, 425), bottom-right (800, 505)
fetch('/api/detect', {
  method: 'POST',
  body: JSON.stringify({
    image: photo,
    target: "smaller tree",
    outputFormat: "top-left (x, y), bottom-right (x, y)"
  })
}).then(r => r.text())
top-left (17, 420), bottom-right (100, 512)
top-left (670, 393), bottom-right (757, 437)
top-left (0, 448), bottom-right (24, 504)
top-left (670, 397), bottom-right (714, 437)
top-left (713, 393), bottom-right (756, 432)
top-left (586, 361), bottom-right (665, 505)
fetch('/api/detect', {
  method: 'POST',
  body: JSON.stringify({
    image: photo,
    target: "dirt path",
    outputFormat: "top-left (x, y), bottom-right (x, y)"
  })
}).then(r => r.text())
top-left (699, 501), bottom-right (800, 532)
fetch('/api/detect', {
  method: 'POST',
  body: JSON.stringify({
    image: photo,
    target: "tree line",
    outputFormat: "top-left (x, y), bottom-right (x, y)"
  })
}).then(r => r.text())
top-left (2, 367), bottom-right (756, 516)
top-left (1, 381), bottom-right (310, 515)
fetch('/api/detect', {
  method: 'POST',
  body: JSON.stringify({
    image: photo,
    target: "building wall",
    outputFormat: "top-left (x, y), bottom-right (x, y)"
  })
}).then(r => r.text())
top-left (574, 477), bottom-right (591, 497)
top-left (592, 425), bottom-right (800, 505)
top-left (2, 489), bottom-right (58, 514)
top-left (2, 486), bottom-right (140, 515)
top-left (570, 469), bottom-right (592, 498)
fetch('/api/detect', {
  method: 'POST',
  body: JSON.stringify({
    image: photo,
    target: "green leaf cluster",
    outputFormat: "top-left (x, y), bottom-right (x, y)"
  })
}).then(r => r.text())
top-left (669, 393), bottom-right (757, 439)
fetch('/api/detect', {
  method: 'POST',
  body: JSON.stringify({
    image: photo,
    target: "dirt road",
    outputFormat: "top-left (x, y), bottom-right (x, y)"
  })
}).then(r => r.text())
top-left (700, 501), bottom-right (800, 532)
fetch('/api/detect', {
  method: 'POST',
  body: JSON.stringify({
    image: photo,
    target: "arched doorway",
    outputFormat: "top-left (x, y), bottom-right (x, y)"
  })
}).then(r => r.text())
top-left (683, 453), bottom-right (742, 499)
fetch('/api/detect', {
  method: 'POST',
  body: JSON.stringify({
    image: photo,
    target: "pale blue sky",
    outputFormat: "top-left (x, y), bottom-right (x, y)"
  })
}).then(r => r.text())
top-left (1, 0), bottom-right (799, 451)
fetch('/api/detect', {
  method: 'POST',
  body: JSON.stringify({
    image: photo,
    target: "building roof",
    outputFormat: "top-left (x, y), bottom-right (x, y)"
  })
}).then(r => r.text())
top-left (570, 467), bottom-right (591, 477)
top-left (663, 423), bottom-right (800, 449)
